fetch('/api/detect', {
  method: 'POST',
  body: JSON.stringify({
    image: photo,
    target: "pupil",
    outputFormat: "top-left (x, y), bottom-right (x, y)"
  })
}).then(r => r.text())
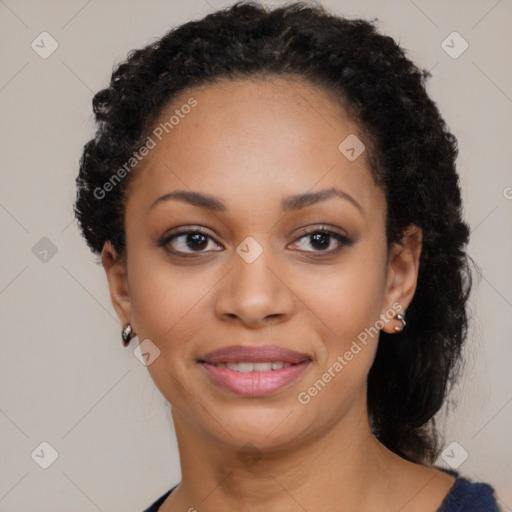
top-left (187, 233), bottom-right (207, 250)
top-left (312, 232), bottom-right (329, 250)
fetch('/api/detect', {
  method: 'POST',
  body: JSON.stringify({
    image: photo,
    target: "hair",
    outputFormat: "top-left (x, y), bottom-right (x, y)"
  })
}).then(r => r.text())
top-left (74, 1), bottom-right (474, 464)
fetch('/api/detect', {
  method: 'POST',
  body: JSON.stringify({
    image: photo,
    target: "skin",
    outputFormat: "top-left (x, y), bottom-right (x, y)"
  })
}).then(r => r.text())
top-left (102, 77), bottom-right (455, 511)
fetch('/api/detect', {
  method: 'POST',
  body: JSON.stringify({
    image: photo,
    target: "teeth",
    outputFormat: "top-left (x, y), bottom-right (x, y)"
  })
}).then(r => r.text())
top-left (215, 361), bottom-right (293, 372)
top-left (226, 362), bottom-right (255, 373)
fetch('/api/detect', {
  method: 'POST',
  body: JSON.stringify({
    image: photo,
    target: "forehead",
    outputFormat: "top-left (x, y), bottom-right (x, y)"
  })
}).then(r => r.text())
top-left (125, 76), bottom-right (384, 219)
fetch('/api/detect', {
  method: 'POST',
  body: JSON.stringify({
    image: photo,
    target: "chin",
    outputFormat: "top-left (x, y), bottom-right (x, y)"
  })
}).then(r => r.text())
top-left (204, 403), bottom-right (312, 451)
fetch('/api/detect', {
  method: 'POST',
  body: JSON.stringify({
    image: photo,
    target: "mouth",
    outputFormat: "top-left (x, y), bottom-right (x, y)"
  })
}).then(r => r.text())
top-left (208, 361), bottom-right (298, 372)
top-left (198, 344), bottom-right (312, 397)
top-left (198, 344), bottom-right (311, 365)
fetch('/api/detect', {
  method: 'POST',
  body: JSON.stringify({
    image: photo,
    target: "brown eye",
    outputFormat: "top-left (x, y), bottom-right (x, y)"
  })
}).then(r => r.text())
top-left (290, 227), bottom-right (352, 254)
top-left (159, 229), bottom-right (223, 256)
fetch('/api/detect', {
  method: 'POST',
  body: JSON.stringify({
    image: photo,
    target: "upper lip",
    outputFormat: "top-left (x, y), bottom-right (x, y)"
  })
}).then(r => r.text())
top-left (198, 345), bottom-right (312, 364)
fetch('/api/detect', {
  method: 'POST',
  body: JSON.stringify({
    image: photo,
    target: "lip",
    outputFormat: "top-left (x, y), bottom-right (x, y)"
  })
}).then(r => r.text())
top-left (198, 344), bottom-right (312, 397)
top-left (199, 360), bottom-right (312, 397)
top-left (198, 344), bottom-right (311, 364)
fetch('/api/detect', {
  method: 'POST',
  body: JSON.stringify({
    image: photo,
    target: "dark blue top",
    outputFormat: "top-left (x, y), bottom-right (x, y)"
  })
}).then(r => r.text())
top-left (142, 475), bottom-right (500, 511)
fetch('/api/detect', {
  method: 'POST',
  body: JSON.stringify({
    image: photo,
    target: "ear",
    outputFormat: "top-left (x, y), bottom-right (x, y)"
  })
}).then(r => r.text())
top-left (101, 241), bottom-right (133, 328)
top-left (380, 224), bottom-right (422, 334)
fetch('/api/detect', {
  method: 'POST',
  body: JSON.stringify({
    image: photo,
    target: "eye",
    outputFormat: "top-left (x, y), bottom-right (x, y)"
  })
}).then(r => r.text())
top-left (158, 225), bottom-right (352, 258)
top-left (159, 228), bottom-right (223, 256)
top-left (289, 226), bottom-right (352, 254)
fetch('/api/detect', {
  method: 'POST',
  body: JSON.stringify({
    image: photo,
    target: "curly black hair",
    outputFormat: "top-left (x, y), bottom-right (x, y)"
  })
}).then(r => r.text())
top-left (74, 1), bottom-right (474, 465)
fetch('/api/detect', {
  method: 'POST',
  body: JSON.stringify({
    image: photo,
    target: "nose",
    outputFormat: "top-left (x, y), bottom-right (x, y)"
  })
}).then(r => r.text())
top-left (214, 245), bottom-right (295, 329)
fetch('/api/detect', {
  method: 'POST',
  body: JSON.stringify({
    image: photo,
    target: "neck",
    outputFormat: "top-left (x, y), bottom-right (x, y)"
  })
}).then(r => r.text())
top-left (164, 399), bottom-right (394, 511)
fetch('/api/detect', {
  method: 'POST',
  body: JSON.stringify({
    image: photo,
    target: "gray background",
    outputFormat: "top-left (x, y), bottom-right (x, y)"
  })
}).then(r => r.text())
top-left (0, 0), bottom-right (511, 510)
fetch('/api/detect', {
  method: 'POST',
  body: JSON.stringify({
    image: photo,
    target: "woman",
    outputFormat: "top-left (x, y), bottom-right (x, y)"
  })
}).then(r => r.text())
top-left (74, 2), bottom-right (500, 510)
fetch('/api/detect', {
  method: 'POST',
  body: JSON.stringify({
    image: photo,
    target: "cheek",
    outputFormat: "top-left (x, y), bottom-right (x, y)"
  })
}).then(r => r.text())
top-left (294, 263), bottom-right (384, 419)
top-left (290, 242), bottom-right (387, 406)
top-left (127, 255), bottom-right (218, 406)
top-left (296, 247), bottom-right (387, 349)
top-left (128, 253), bottom-right (218, 350)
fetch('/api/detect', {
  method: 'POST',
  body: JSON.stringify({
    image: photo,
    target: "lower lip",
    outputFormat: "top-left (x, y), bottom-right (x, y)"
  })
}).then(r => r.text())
top-left (199, 361), bottom-right (311, 397)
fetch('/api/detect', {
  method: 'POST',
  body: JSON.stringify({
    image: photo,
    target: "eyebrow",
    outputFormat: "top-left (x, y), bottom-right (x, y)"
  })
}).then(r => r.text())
top-left (147, 187), bottom-right (363, 214)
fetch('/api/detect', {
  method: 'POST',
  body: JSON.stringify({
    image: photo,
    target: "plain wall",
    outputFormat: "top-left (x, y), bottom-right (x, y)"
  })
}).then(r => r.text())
top-left (1, 0), bottom-right (511, 510)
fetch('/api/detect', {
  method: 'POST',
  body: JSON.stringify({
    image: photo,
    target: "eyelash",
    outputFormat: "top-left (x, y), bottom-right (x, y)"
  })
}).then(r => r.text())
top-left (158, 225), bottom-right (353, 258)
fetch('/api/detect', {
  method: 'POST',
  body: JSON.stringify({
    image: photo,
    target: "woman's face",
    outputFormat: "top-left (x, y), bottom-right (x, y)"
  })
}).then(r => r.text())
top-left (103, 77), bottom-right (421, 452)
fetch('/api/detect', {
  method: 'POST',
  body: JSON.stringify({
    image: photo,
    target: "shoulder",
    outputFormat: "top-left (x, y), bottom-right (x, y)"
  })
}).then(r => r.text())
top-left (438, 476), bottom-right (501, 512)
top-left (384, 455), bottom-right (498, 512)
top-left (142, 474), bottom-right (501, 512)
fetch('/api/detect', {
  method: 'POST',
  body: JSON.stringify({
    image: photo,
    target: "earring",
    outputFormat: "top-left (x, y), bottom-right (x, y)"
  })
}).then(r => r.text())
top-left (122, 323), bottom-right (135, 347)
top-left (394, 312), bottom-right (406, 333)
